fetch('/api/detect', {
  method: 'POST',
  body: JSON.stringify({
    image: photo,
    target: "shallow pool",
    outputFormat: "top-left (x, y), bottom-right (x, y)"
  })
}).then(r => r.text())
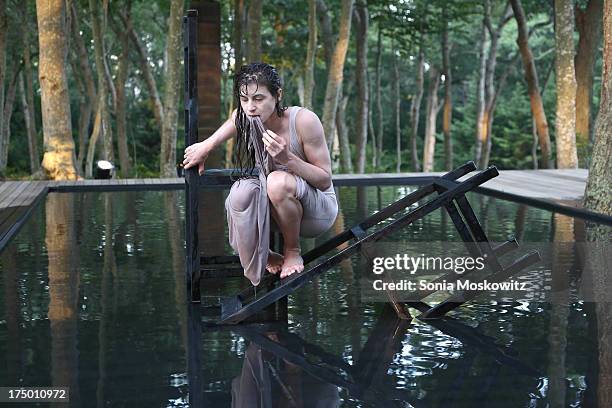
top-left (0, 187), bottom-right (609, 407)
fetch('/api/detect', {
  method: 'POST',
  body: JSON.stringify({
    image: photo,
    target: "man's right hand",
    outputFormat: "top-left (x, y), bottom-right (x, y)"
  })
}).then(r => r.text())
top-left (183, 141), bottom-right (209, 175)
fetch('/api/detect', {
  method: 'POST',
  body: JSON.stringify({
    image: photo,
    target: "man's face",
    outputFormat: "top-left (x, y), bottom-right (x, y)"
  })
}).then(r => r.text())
top-left (239, 82), bottom-right (281, 123)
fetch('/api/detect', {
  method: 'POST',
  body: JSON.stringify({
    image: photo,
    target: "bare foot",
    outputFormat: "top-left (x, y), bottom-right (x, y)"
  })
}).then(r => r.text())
top-left (266, 251), bottom-right (284, 274)
top-left (280, 249), bottom-right (304, 279)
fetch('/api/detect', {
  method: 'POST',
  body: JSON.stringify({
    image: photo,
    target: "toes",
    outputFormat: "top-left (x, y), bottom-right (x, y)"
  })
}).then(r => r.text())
top-left (280, 264), bottom-right (303, 278)
top-left (266, 264), bottom-right (281, 274)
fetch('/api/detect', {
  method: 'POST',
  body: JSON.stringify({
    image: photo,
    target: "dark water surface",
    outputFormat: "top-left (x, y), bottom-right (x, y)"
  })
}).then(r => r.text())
top-left (0, 187), bottom-right (609, 407)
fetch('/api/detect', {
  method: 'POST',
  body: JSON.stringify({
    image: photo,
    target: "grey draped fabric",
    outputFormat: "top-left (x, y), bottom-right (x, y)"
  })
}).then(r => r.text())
top-left (225, 116), bottom-right (273, 286)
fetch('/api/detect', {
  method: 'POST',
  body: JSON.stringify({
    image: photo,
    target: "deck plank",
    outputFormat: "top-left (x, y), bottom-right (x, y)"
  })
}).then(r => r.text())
top-left (11, 182), bottom-right (42, 207)
top-left (481, 172), bottom-right (585, 200)
top-left (0, 181), bottom-right (17, 197)
top-left (0, 182), bottom-right (22, 208)
top-left (0, 182), bottom-right (32, 209)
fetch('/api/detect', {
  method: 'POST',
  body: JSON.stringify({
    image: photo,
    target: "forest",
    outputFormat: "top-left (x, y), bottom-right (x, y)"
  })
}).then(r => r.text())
top-left (0, 0), bottom-right (609, 195)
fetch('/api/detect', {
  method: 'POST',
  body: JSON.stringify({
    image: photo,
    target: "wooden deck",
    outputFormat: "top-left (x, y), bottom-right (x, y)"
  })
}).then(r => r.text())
top-left (0, 168), bottom-right (605, 253)
top-left (333, 169), bottom-right (588, 201)
top-left (0, 181), bottom-right (49, 250)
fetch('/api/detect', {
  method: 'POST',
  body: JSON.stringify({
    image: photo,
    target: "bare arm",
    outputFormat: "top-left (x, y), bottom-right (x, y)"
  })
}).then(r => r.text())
top-left (286, 109), bottom-right (332, 191)
top-left (204, 111), bottom-right (238, 150)
top-left (183, 110), bottom-right (237, 174)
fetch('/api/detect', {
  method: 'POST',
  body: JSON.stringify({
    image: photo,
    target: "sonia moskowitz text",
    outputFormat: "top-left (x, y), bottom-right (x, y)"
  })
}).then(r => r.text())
top-left (372, 279), bottom-right (529, 292)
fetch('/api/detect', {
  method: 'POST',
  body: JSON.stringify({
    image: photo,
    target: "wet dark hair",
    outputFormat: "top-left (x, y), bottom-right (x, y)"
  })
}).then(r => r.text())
top-left (232, 63), bottom-right (287, 176)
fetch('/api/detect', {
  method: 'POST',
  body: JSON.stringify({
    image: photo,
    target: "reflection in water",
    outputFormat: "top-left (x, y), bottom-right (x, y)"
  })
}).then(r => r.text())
top-left (224, 304), bottom-right (540, 407)
top-left (230, 305), bottom-right (412, 407)
top-left (1, 188), bottom-right (609, 406)
top-left (330, 203), bottom-right (361, 358)
top-left (231, 341), bottom-right (340, 408)
top-left (514, 205), bottom-right (527, 242)
top-left (96, 194), bottom-right (117, 407)
top-left (165, 190), bottom-right (188, 352)
top-left (546, 213), bottom-right (574, 408)
top-left (46, 193), bottom-right (80, 405)
top-left (585, 221), bottom-right (612, 407)
top-left (2, 244), bottom-right (20, 383)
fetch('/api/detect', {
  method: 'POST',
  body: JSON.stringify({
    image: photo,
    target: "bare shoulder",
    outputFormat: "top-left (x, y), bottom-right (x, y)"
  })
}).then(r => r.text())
top-left (295, 108), bottom-right (324, 143)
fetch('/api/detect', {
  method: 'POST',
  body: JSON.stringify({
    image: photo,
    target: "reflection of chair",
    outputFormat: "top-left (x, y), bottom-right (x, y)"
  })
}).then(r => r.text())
top-left (233, 306), bottom-right (416, 407)
top-left (231, 341), bottom-right (341, 407)
top-left (231, 305), bottom-right (540, 407)
top-left (183, 12), bottom-right (539, 325)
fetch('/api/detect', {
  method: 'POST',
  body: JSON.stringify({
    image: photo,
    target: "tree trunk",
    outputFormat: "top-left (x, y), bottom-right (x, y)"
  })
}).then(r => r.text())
top-left (233, 0), bottom-right (244, 69)
top-left (18, 1), bottom-right (40, 174)
top-left (531, 117), bottom-right (538, 169)
top-left (410, 47), bottom-right (424, 171)
top-left (393, 47), bottom-right (401, 172)
top-left (316, 0), bottom-right (334, 68)
top-left (353, 0), bottom-right (368, 173)
top-left (0, 0), bottom-right (6, 172)
top-left (100, 0), bottom-right (116, 115)
top-left (480, 108), bottom-right (494, 169)
top-left (69, 58), bottom-right (89, 176)
top-left (19, 73), bottom-right (40, 174)
top-left (555, 0), bottom-right (579, 169)
top-left (336, 86), bottom-right (352, 172)
top-left (375, 27), bottom-right (383, 167)
top-left (442, 17), bottom-right (452, 171)
top-left (575, 0), bottom-right (603, 154)
top-left (159, 0), bottom-right (183, 177)
top-left (480, 3), bottom-right (515, 169)
top-left (246, 0), bottom-right (262, 62)
top-left (86, 97), bottom-right (102, 178)
top-left (475, 15), bottom-right (488, 166)
top-left (584, 0), bottom-right (612, 215)
top-left (482, 2), bottom-right (503, 169)
top-left (321, 0), bottom-right (354, 149)
top-left (36, 0), bottom-right (78, 180)
top-left (115, 3), bottom-right (132, 178)
top-left (583, 6), bottom-right (612, 401)
top-left (422, 66), bottom-right (440, 172)
top-left (70, 2), bottom-right (96, 171)
top-left (482, 60), bottom-right (515, 168)
top-left (303, 0), bottom-right (317, 110)
top-left (89, 0), bottom-right (113, 163)
top-left (369, 72), bottom-right (376, 168)
top-left (127, 21), bottom-right (164, 129)
top-left (510, 0), bottom-right (553, 168)
top-left (0, 64), bottom-right (18, 171)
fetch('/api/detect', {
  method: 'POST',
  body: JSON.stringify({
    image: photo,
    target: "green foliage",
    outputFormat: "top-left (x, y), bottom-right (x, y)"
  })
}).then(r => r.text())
top-left (1, 0), bottom-right (601, 178)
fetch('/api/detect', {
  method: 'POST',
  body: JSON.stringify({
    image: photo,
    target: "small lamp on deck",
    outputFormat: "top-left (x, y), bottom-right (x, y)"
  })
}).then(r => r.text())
top-left (96, 160), bottom-right (114, 179)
